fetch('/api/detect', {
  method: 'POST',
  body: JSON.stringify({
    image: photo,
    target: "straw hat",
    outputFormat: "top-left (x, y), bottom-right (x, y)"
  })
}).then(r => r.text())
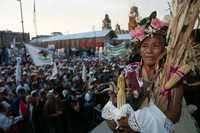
top-left (31, 90), bottom-right (38, 97)
top-left (16, 85), bottom-right (26, 94)
top-left (23, 71), bottom-right (27, 76)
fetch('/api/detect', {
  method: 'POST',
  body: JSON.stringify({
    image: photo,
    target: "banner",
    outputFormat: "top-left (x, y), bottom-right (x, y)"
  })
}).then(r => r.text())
top-left (25, 44), bottom-right (52, 66)
top-left (105, 42), bottom-right (128, 57)
top-left (49, 62), bottom-right (58, 80)
top-left (82, 63), bottom-right (87, 82)
top-left (10, 38), bottom-right (16, 49)
top-left (16, 57), bottom-right (21, 85)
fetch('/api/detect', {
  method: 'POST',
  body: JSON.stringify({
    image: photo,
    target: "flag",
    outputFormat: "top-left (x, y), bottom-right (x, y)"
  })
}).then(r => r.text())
top-left (10, 38), bottom-right (16, 49)
top-left (16, 57), bottom-right (22, 85)
top-left (99, 46), bottom-right (103, 60)
top-left (25, 44), bottom-right (52, 66)
top-left (82, 63), bottom-right (87, 82)
top-left (50, 62), bottom-right (58, 80)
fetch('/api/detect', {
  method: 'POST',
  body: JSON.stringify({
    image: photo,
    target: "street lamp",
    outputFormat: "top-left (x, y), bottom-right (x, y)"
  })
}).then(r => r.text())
top-left (17, 0), bottom-right (25, 42)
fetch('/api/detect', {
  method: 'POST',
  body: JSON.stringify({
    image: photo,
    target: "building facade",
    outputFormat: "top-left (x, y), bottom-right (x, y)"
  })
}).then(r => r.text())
top-left (30, 30), bottom-right (116, 56)
top-left (0, 30), bottom-right (30, 64)
top-left (0, 30), bottom-right (30, 48)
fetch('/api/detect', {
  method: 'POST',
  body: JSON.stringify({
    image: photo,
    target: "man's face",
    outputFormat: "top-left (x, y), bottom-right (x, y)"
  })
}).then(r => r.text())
top-left (140, 36), bottom-right (164, 66)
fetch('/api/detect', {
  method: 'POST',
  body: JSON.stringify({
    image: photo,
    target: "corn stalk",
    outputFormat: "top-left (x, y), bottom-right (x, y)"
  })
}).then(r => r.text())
top-left (154, 0), bottom-right (200, 111)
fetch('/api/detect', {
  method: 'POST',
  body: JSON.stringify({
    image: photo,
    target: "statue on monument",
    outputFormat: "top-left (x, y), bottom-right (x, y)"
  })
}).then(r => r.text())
top-left (115, 24), bottom-right (121, 34)
top-left (128, 6), bottom-right (139, 31)
top-left (102, 14), bottom-right (112, 30)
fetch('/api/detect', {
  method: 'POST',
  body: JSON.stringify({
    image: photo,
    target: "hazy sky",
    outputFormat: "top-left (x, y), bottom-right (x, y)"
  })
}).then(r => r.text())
top-left (0, 0), bottom-right (170, 37)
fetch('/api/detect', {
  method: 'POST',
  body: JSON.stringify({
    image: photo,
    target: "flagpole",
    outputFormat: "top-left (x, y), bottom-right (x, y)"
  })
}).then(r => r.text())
top-left (17, 0), bottom-right (25, 42)
top-left (17, 0), bottom-right (28, 61)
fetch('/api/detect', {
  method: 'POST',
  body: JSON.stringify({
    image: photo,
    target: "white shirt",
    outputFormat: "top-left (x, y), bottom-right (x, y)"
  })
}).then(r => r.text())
top-left (84, 92), bottom-right (91, 102)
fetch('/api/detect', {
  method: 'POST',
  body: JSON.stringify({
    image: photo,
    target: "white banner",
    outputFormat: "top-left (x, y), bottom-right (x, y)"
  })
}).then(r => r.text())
top-left (105, 42), bottom-right (128, 57)
top-left (82, 63), bottom-right (87, 82)
top-left (16, 57), bottom-right (21, 85)
top-left (25, 44), bottom-right (52, 66)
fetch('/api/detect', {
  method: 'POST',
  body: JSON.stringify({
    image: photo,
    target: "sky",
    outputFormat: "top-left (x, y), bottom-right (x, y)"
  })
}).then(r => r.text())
top-left (0, 0), bottom-right (170, 38)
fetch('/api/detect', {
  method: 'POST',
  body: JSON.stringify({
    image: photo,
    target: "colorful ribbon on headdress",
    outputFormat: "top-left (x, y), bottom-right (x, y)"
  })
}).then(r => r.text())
top-left (129, 11), bottom-right (168, 43)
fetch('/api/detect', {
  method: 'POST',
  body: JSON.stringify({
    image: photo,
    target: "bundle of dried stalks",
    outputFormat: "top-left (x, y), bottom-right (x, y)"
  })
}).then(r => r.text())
top-left (154, 0), bottom-right (200, 111)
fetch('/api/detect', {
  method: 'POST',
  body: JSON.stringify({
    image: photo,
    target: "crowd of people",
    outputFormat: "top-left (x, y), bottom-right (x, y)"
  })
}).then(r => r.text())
top-left (0, 53), bottom-right (128, 133)
top-left (0, 44), bottom-right (199, 133)
top-left (0, 10), bottom-right (200, 133)
top-left (0, 48), bottom-right (199, 133)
